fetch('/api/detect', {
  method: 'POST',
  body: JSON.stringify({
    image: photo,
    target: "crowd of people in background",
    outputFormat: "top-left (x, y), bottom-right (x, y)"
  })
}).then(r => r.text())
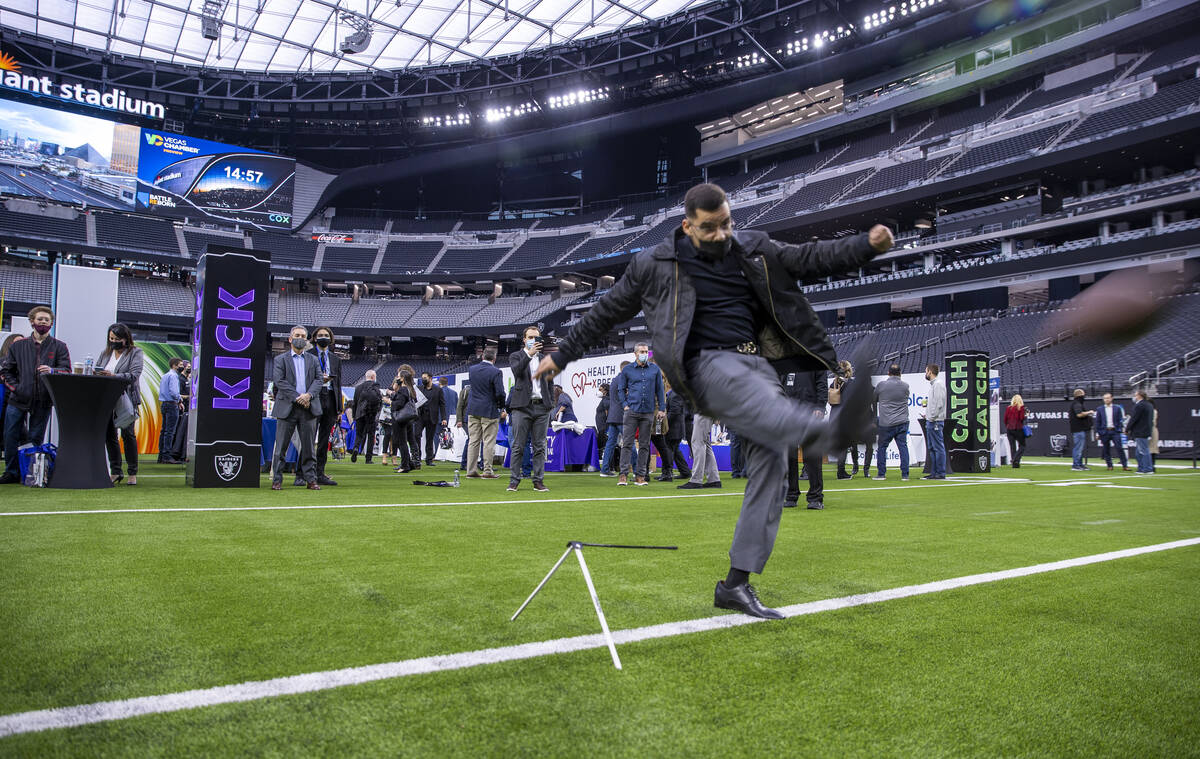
top-left (0, 304), bottom-right (1165, 494)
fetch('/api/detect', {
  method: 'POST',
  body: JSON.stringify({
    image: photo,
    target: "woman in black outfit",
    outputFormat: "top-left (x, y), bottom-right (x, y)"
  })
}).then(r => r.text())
top-left (831, 360), bottom-right (865, 479)
top-left (95, 323), bottom-right (144, 485)
top-left (391, 367), bottom-right (420, 473)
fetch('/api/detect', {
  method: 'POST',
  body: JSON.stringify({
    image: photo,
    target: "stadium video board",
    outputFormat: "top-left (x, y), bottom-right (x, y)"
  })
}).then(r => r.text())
top-left (136, 131), bottom-right (295, 229)
top-left (0, 94), bottom-right (295, 230)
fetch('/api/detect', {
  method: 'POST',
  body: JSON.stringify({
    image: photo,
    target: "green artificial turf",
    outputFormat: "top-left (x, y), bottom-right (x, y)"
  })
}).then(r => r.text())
top-left (1, 457), bottom-right (1197, 756)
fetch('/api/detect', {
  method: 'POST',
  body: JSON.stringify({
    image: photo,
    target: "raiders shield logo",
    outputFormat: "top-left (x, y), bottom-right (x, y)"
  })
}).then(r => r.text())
top-left (215, 454), bottom-right (242, 482)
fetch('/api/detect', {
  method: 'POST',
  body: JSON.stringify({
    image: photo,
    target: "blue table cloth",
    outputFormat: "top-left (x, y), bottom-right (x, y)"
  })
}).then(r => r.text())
top-left (501, 426), bottom-right (599, 472)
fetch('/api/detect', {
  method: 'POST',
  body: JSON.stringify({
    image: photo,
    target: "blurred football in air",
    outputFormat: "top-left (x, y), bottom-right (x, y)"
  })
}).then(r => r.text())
top-left (1041, 268), bottom-right (1170, 343)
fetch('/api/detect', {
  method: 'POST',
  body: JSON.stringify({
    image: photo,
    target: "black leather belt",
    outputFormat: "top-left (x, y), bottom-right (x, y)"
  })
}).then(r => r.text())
top-left (706, 341), bottom-right (759, 355)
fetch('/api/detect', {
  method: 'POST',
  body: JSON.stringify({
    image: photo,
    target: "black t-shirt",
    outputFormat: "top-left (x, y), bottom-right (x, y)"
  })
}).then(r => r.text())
top-left (1068, 398), bottom-right (1091, 432)
top-left (676, 236), bottom-right (761, 358)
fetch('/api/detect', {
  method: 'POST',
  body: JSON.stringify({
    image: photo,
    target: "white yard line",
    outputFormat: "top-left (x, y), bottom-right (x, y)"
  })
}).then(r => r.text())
top-left (3, 473), bottom-right (1196, 518)
top-left (1, 537), bottom-right (1196, 738)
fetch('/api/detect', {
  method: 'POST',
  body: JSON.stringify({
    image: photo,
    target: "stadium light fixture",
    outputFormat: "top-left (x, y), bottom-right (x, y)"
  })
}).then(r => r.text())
top-left (547, 86), bottom-right (610, 110)
top-left (484, 100), bottom-right (541, 123)
top-left (422, 111), bottom-right (472, 127)
top-left (201, 0), bottom-right (226, 41)
top-left (339, 12), bottom-right (373, 55)
top-left (782, 26), bottom-right (853, 58)
top-left (734, 52), bottom-right (765, 69)
top-left (863, 0), bottom-right (946, 30)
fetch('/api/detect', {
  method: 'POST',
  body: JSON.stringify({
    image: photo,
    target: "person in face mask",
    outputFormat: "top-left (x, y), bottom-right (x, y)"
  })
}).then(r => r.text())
top-left (269, 325), bottom-right (324, 491)
top-left (506, 325), bottom-right (553, 493)
top-left (414, 371), bottom-right (446, 466)
top-left (613, 342), bottom-right (666, 486)
top-left (95, 322), bottom-right (144, 484)
top-left (532, 182), bottom-right (894, 620)
top-left (305, 326), bottom-right (343, 486)
top-left (0, 305), bottom-right (71, 484)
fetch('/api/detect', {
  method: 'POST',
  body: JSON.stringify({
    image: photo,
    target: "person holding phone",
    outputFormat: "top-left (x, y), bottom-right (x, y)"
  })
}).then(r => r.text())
top-left (507, 325), bottom-right (553, 492)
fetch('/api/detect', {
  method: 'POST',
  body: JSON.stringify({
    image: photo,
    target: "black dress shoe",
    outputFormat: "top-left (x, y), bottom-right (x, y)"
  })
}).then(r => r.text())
top-left (677, 481), bottom-right (704, 489)
top-left (350, 452), bottom-right (358, 463)
top-left (703, 481), bottom-right (722, 488)
top-left (714, 581), bottom-right (784, 620)
top-left (783, 501), bottom-right (797, 508)
top-left (655, 474), bottom-right (674, 481)
top-left (317, 476), bottom-right (338, 486)
top-left (837, 472), bottom-right (853, 479)
top-left (293, 478), bottom-right (305, 486)
top-left (806, 501), bottom-right (824, 510)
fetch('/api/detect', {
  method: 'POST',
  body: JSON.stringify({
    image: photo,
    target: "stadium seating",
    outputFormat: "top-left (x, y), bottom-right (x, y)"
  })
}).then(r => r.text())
top-left (433, 246), bottom-right (511, 273)
top-left (944, 125), bottom-right (1060, 177)
top-left (405, 299), bottom-right (489, 329)
top-left (117, 276), bottom-right (195, 316)
top-left (0, 265), bottom-right (53, 302)
top-left (457, 217), bottom-right (537, 232)
top-left (534, 208), bottom-right (616, 229)
top-left (378, 240), bottom-right (444, 274)
top-left (1063, 77), bottom-right (1200, 146)
top-left (1006, 70), bottom-right (1121, 118)
top-left (0, 205), bottom-right (86, 242)
top-left (330, 215), bottom-right (388, 232)
top-left (853, 159), bottom-right (930, 199)
top-left (754, 168), bottom-right (872, 225)
top-left (498, 232), bottom-right (589, 270)
top-left (250, 233), bottom-right (318, 269)
top-left (183, 229), bottom-right (245, 259)
top-left (559, 233), bottom-right (628, 265)
top-left (96, 214), bottom-right (180, 256)
top-left (344, 298), bottom-right (423, 328)
top-left (321, 245), bottom-right (377, 273)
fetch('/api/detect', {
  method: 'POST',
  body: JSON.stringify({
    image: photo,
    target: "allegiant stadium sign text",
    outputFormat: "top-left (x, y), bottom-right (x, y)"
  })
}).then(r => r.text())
top-left (2, 70), bottom-right (165, 119)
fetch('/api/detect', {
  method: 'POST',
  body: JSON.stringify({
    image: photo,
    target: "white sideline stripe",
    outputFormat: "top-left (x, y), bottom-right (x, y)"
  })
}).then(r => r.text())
top-left (1, 537), bottom-right (1197, 738)
top-left (0, 492), bottom-right (740, 518)
top-left (1082, 519), bottom-right (1124, 525)
top-left (1018, 460), bottom-right (1198, 470)
top-left (3, 472), bottom-right (1197, 518)
top-left (972, 510), bottom-right (1013, 516)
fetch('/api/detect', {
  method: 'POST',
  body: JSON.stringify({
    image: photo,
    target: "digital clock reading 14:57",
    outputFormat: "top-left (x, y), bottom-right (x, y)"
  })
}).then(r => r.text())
top-left (223, 166), bottom-right (265, 183)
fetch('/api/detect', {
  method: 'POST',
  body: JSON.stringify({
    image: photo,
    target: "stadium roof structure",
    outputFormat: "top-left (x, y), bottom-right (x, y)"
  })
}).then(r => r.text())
top-left (0, 0), bottom-right (715, 74)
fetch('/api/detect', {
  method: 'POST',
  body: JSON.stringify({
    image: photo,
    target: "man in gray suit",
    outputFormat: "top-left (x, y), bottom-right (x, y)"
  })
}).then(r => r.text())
top-left (271, 325), bottom-right (324, 491)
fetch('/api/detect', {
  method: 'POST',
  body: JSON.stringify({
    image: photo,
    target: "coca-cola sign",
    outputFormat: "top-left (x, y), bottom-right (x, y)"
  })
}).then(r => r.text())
top-left (311, 233), bottom-right (354, 243)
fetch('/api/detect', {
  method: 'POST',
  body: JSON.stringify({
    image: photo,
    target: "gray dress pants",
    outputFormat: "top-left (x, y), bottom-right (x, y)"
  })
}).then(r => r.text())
top-left (689, 414), bottom-right (721, 485)
top-left (510, 399), bottom-right (550, 484)
top-left (272, 405), bottom-right (317, 484)
top-left (685, 350), bottom-right (827, 574)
